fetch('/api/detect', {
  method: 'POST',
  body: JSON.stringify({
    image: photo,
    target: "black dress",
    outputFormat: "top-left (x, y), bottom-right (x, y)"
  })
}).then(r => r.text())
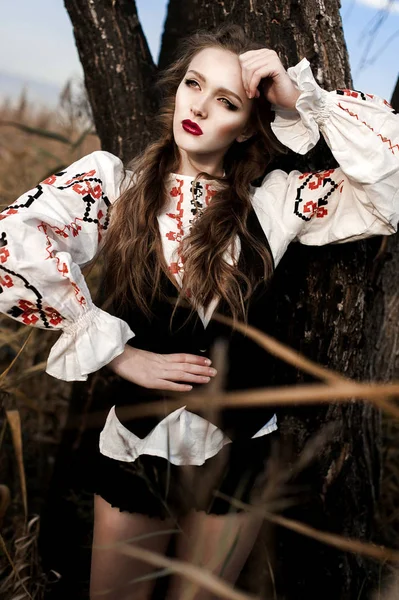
top-left (83, 206), bottom-right (280, 519)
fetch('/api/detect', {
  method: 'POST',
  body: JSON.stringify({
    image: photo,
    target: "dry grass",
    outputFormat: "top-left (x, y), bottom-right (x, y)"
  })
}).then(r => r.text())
top-left (0, 83), bottom-right (99, 206)
top-left (0, 87), bottom-right (101, 600)
top-left (0, 88), bottom-right (399, 600)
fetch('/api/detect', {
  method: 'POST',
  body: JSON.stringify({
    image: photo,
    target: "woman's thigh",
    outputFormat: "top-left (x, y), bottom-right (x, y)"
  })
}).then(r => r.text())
top-left (167, 510), bottom-right (263, 600)
top-left (90, 494), bottom-right (174, 600)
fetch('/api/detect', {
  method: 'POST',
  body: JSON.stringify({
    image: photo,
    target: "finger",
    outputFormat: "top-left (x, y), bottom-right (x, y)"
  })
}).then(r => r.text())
top-left (240, 53), bottom-right (269, 71)
top-left (238, 49), bottom-right (271, 65)
top-left (240, 49), bottom-right (278, 67)
top-left (247, 70), bottom-right (263, 99)
top-left (166, 363), bottom-right (217, 377)
top-left (248, 64), bottom-right (277, 98)
top-left (164, 370), bottom-right (211, 384)
top-left (163, 353), bottom-right (212, 366)
top-left (242, 64), bottom-right (264, 97)
top-left (244, 57), bottom-right (273, 92)
top-left (156, 380), bottom-right (193, 392)
top-left (240, 53), bottom-right (279, 96)
top-left (238, 49), bottom-right (261, 61)
top-left (239, 51), bottom-right (276, 84)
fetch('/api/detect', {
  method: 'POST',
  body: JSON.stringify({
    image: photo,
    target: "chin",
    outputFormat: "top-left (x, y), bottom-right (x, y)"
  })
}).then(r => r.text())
top-left (175, 135), bottom-right (206, 153)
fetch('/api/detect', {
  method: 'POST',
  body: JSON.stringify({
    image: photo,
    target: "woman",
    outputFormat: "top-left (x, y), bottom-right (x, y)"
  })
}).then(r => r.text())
top-left (0, 23), bottom-right (398, 599)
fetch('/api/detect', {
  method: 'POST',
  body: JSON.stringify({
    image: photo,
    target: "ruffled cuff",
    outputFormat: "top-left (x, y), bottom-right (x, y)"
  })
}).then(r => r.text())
top-left (270, 57), bottom-right (334, 155)
top-left (45, 306), bottom-right (135, 382)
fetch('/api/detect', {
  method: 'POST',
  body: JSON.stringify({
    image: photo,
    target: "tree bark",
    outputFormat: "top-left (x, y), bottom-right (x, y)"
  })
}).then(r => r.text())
top-left (159, 0), bottom-right (353, 90)
top-left (64, 0), bottom-right (158, 161)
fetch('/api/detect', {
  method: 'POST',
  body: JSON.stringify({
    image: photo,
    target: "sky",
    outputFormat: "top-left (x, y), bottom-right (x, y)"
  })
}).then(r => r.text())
top-left (0, 0), bottom-right (398, 106)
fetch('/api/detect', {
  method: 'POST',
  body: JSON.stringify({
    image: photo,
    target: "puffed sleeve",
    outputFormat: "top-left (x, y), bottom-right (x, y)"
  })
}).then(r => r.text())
top-left (0, 150), bottom-right (135, 381)
top-left (251, 58), bottom-right (399, 265)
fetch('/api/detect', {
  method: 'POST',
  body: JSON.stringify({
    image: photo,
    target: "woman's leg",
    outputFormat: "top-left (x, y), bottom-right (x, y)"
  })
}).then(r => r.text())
top-left (90, 494), bottom-right (174, 600)
top-left (167, 510), bottom-right (263, 600)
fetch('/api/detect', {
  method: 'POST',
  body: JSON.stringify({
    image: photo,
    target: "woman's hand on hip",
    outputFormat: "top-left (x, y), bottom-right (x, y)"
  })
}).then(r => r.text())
top-left (239, 48), bottom-right (301, 109)
top-left (107, 345), bottom-right (217, 392)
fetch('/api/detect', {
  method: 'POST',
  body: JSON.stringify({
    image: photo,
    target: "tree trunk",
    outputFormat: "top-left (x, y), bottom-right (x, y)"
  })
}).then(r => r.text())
top-left (40, 1), bottom-right (395, 598)
top-left (391, 75), bottom-right (399, 114)
top-left (64, 0), bottom-right (158, 161)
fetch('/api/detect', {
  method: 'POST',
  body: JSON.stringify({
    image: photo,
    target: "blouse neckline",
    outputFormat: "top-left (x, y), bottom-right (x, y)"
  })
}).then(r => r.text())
top-left (168, 172), bottom-right (224, 182)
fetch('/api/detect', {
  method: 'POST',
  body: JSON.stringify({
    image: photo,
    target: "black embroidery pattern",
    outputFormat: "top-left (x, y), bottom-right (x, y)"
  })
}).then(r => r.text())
top-left (336, 88), bottom-right (397, 115)
top-left (0, 173), bottom-right (112, 232)
top-left (337, 89), bottom-right (367, 102)
top-left (189, 181), bottom-right (205, 224)
top-left (294, 170), bottom-right (342, 222)
top-left (0, 167), bottom-right (111, 329)
top-left (56, 174), bottom-right (111, 229)
top-left (0, 262), bottom-right (62, 328)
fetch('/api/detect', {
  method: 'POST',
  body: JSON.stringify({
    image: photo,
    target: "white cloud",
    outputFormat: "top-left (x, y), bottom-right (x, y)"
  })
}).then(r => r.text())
top-left (356, 0), bottom-right (399, 13)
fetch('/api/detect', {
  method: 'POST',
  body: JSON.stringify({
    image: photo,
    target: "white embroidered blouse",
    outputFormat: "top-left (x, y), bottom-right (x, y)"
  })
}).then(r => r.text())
top-left (0, 58), bottom-right (398, 466)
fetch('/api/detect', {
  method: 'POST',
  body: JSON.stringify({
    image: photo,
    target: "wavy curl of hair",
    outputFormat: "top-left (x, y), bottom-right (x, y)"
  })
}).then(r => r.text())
top-left (101, 23), bottom-right (287, 325)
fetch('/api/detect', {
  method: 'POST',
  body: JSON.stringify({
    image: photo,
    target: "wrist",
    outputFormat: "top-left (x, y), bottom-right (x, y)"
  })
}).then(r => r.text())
top-left (290, 88), bottom-right (301, 110)
top-left (107, 344), bottom-right (135, 374)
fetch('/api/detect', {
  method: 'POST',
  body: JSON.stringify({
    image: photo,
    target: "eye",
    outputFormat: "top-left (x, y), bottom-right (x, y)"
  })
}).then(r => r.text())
top-left (219, 98), bottom-right (238, 111)
top-left (184, 78), bottom-right (200, 88)
top-left (184, 79), bottom-right (238, 111)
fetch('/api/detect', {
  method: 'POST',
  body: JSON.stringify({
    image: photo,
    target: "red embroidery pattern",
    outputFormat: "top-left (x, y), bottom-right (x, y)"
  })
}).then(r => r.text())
top-left (71, 281), bottom-right (87, 306)
top-left (316, 206), bottom-right (328, 218)
top-left (337, 102), bottom-right (399, 156)
top-left (0, 247), bottom-right (9, 263)
top-left (169, 257), bottom-right (186, 276)
top-left (295, 169), bottom-right (344, 222)
top-left (0, 208), bottom-right (19, 221)
top-left (165, 178), bottom-right (217, 276)
top-left (72, 181), bottom-right (102, 198)
top-left (302, 200), bottom-right (329, 219)
top-left (15, 300), bottom-right (39, 325)
top-left (38, 221), bottom-right (87, 306)
top-left (364, 93), bottom-right (393, 111)
top-left (0, 165), bottom-right (112, 329)
top-left (166, 179), bottom-right (185, 275)
top-left (64, 169), bottom-right (97, 185)
top-left (336, 89), bottom-right (367, 101)
top-left (8, 299), bottom-right (63, 326)
top-left (299, 169), bottom-right (336, 190)
top-left (303, 200), bottom-right (317, 214)
top-left (40, 219), bottom-right (83, 240)
top-left (204, 183), bottom-right (217, 206)
top-left (383, 98), bottom-right (394, 110)
top-left (166, 180), bottom-right (184, 242)
top-left (42, 174), bottom-right (57, 185)
top-left (0, 274), bottom-right (13, 289)
top-left (41, 168), bottom-right (111, 236)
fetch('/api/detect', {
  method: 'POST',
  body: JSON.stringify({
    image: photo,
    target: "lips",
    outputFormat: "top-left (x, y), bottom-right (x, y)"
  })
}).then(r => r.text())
top-left (182, 119), bottom-right (203, 135)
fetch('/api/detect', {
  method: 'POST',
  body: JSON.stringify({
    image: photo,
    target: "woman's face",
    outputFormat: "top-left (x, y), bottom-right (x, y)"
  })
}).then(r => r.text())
top-left (173, 47), bottom-right (254, 174)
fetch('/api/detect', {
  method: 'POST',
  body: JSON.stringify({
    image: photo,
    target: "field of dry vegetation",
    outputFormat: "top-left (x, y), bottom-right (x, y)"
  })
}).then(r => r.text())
top-left (0, 84), bottom-right (102, 599)
top-left (0, 84), bottom-right (399, 600)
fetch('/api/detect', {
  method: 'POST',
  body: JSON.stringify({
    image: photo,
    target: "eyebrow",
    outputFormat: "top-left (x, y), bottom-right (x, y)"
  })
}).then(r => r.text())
top-left (186, 69), bottom-right (244, 106)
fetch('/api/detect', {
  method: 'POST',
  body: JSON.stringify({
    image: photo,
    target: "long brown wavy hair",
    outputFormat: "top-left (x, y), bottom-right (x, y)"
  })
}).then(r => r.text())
top-left (101, 23), bottom-right (287, 324)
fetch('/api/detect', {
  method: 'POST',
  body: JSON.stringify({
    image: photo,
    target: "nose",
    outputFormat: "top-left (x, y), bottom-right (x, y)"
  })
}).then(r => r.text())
top-left (191, 99), bottom-right (207, 119)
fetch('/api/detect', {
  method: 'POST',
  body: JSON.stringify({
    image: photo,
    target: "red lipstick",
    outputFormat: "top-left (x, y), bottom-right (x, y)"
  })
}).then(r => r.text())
top-left (182, 120), bottom-right (203, 135)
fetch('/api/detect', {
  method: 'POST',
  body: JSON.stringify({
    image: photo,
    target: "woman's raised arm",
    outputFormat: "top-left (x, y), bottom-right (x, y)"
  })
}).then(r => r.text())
top-left (251, 58), bottom-right (398, 263)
